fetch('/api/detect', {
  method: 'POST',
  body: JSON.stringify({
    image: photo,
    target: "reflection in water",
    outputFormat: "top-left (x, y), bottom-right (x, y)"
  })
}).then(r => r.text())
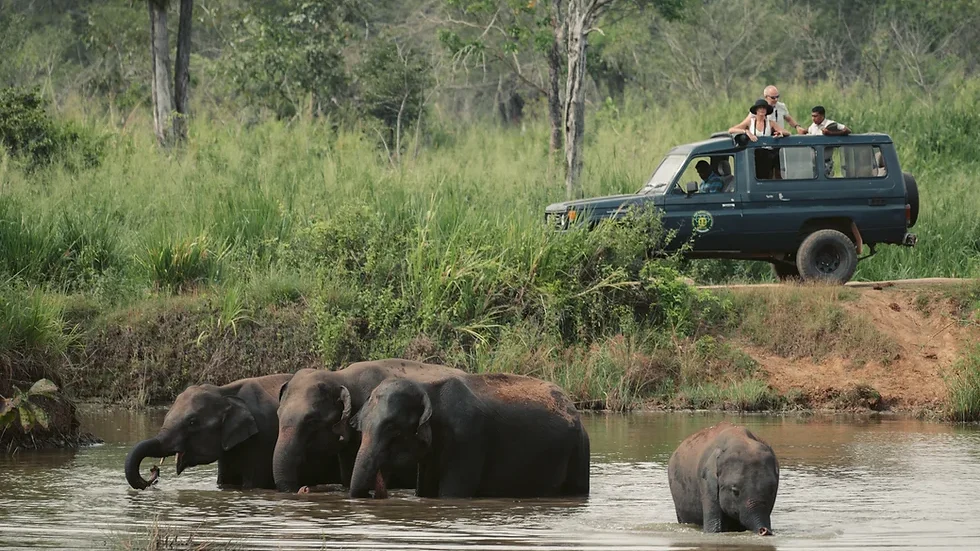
top-left (0, 409), bottom-right (978, 550)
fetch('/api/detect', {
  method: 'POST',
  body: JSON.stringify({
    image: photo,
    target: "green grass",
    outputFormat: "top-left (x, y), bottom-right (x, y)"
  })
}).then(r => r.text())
top-left (945, 346), bottom-right (980, 422)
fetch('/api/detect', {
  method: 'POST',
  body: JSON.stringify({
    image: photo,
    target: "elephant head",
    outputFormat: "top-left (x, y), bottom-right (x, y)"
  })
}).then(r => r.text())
top-left (273, 369), bottom-right (352, 492)
top-left (125, 384), bottom-right (258, 490)
top-left (702, 432), bottom-right (779, 535)
top-left (349, 378), bottom-right (431, 499)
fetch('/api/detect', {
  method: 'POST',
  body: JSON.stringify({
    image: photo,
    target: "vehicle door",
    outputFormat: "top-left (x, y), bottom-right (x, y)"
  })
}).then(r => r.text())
top-left (661, 154), bottom-right (742, 252)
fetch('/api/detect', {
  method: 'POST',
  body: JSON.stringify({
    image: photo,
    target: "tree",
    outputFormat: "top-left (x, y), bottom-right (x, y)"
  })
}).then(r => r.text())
top-left (560, 0), bottom-right (687, 199)
top-left (357, 39), bottom-right (434, 165)
top-left (224, 1), bottom-right (352, 120)
top-left (147, 0), bottom-right (193, 146)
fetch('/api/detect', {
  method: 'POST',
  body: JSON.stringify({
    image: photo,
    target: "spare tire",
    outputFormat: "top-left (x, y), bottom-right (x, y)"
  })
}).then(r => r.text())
top-left (903, 172), bottom-right (919, 228)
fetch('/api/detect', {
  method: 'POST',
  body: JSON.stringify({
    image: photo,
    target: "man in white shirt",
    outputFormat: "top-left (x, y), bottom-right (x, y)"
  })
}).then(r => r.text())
top-left (804, 105), bottom-right (851, 136)
top-left (760, 85), bottom-right (805, 134)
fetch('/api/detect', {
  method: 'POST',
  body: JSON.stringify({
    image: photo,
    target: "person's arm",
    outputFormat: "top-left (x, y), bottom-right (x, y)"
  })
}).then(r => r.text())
top-left (728, 115), bottom-right (758, 141)
top-left (822, 123), bottom-right (851, 136)
top-left (783, 111), bottom-right (804, 134)
top-left (771, 120), bottom-right (789, 137)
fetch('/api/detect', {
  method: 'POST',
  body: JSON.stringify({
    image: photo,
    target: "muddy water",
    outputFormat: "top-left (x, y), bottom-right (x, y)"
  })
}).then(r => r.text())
top-left (1, 410), bottom-right (979, 550)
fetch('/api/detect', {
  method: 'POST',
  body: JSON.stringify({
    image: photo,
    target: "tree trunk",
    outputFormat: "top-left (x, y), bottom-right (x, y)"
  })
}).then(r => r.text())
top-left (563, 5), bottom-right (589, 200)
top-left (173, 0), bottom-right (193, 142)
top-left (148, 0), bottom-right (174, 147)
top-left (548, 0), bottom-right (565, 155)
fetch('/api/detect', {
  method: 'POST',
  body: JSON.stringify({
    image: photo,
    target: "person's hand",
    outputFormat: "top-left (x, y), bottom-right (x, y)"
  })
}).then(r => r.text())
top-left (822, 127), bottom-right (831, 135)
top-left (796, 125), bottom-right (807, 135)
top-left (747, 132), bottom-right (758, 142)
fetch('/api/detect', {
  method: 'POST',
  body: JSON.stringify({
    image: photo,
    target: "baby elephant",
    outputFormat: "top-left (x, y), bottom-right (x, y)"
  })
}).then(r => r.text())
top-left (349, 373), bottom-right (590, 499)
top-left (667, 422), bottom-right (779, 535)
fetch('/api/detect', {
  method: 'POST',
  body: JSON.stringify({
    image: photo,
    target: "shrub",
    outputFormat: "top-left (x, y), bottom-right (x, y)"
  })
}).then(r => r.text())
top-left (945, 346), bottom-right (980, 422)
top-left (137, 234), bottom-right (227, 293)
top-left (0, 86), bottom-right (103, 170)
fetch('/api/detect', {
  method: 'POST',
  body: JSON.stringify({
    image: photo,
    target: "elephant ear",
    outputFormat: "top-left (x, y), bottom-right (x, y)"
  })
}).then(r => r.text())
top-left (700, 448), bottom-right (721, 502)
top-left (278, 381), bottom-right (289, 402)
top-left (221, 396), bottom-right (259, 451)
top-left (416, 391), bottom-right (433, 446)
top-left (333, 386), bottom-right (352, 440)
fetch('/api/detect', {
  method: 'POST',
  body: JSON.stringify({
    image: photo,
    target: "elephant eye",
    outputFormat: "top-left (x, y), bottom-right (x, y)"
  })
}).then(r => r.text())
top-left (731, 486), bottom-right (740, 497)
top-left (187, 417), bottom-right (197, 427)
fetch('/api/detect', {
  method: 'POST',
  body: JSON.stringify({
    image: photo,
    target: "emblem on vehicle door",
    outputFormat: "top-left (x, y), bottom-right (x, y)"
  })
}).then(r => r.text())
top-left (692, 210), bottom-right (714, 233)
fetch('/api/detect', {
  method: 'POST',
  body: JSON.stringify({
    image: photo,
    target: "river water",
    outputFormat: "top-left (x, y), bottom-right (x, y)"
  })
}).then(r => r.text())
top-left (1, 409), bottom-right (979, 550)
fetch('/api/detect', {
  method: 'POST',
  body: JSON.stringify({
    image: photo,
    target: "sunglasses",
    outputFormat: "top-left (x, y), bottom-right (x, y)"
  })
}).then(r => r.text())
top-left (766, 95), bottom-right (780, 99)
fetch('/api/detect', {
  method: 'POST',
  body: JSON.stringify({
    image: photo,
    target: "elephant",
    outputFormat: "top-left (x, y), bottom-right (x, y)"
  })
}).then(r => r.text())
top-left (667, 422), bottom-right (779, 535)
top-left (125, 373), bottom-right (332, 491)
top-left (348, 372), bottom-right (591, 499)
top-left (273, 359), bottom-right (464, 493)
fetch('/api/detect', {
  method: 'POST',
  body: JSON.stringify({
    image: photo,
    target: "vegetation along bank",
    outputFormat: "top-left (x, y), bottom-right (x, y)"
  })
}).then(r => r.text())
top-left (4, 1), bottom-right (980, 450)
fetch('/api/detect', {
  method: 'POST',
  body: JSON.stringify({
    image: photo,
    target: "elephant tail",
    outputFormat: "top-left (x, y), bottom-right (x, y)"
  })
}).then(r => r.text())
top-left (561, 425), bottom-right (591, 497)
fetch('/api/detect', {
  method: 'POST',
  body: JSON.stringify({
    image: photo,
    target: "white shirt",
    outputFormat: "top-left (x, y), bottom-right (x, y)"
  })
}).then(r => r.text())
top-left (806, 118), bottom-right (847, 135)
top-left (765, 101), bottom-right (793, 127)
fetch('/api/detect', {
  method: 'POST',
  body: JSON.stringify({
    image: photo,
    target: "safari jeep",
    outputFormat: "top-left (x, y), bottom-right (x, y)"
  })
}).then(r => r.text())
top-left (544, 132), bottom-right (919, 284)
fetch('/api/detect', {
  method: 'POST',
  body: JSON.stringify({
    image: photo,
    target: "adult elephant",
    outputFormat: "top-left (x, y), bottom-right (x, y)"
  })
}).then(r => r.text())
top-left (349, 373), bottom-right (591, 499)
top-left (125, 373), bottom-right (332, 491)
top-left (667, 422), bottom-right (779, 535)
top-left (273, 359), bottom-right (463, 493)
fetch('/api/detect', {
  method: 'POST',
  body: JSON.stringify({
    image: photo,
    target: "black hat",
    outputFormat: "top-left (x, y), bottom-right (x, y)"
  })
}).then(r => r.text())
top-left (750, 98), bottom-right (773, 115)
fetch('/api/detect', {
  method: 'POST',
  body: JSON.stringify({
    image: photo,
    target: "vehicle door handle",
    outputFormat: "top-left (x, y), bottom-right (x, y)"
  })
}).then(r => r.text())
top-left (722, 203), bottom-right (736, 208)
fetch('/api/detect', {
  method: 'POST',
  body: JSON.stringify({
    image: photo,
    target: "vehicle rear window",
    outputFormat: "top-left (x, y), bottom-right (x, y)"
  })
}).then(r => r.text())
top-left (825, 145), bottom-right (887, 178)
top-left (754, 147), bottom-right (817, 180)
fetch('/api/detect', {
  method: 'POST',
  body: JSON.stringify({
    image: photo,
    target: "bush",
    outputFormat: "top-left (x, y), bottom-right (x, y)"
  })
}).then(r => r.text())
top-left (0, 87), bottom-right (103, 170)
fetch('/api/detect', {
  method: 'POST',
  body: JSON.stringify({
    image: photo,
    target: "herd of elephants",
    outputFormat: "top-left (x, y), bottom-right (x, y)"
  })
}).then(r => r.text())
top-left (124, 359), bottom-right (780, 536)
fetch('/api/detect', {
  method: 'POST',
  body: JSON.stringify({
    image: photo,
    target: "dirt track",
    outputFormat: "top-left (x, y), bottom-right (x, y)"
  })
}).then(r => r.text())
top-left (698, 277), bottom-right (974, 290)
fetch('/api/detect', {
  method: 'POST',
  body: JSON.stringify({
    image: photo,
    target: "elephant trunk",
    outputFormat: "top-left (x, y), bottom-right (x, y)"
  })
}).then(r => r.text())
top-left (349, 434), bottom-right (387, 499)
top-left (273, 426), bottom-right (302, 493)
top-left (741, 506), bottom-right (774, 536)
top-left (125, 437), bottom-right (167, 490)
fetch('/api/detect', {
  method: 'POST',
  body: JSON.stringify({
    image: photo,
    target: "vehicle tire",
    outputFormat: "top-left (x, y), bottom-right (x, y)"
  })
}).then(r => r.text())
top-left (903, 172), bottom-right (919, 228)
top-left (770, 261), bottom-right (801, 282)
top-left (795, 229), bottom-right (858, 285)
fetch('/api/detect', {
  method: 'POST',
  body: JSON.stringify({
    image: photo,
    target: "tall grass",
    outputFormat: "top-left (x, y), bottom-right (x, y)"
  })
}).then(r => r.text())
top-left (945, 346), bottom-right (980, 422)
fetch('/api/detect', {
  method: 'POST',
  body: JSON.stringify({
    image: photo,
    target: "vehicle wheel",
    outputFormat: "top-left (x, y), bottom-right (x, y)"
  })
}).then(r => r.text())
top-left (903, 172), bottom-right (919, 228)
top-left (770, 261), bottom-right (801, 282)
top-left (795, 229), bottom-right (858, 285)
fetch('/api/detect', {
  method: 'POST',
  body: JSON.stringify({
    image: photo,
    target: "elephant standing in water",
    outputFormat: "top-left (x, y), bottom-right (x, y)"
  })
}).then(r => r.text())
top-left (273, 359), bottom-right (463, 493)
top-left (667, 422), bottom-right (779, 535)
top-left (125, 374), bottom-right (333, 490)
top-left (349, 373), bottom-right (591, 499)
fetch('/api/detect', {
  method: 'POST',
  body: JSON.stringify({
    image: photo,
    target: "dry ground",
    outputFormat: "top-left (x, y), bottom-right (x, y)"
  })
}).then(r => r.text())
top-left (726, 281), bottom-right (979, 411)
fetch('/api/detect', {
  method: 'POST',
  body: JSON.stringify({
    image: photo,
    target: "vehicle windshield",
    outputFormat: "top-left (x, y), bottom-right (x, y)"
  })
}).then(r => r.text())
top-left (638, 154), bottom-right (687, 194)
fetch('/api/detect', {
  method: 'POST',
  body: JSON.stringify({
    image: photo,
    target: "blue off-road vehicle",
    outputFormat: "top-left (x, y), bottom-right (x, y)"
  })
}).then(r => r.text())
top-left (544, 132), bottom-right (919, 284)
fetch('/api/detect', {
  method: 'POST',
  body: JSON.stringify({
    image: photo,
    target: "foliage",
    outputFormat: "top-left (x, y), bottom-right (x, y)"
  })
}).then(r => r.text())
top-left (224, 1), bottom-right (355, 119)
top-left (0, 281), bottom-right (70, 360)
top-left (0, 87), bottom-right (103, 170)
top-left (0, 379), bottom-right (59, 433)
top-left (355, 38), bottom-right (434, 155)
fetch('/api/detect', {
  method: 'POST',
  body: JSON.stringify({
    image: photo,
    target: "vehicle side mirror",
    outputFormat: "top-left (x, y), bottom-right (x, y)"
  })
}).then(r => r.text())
top-left (684, 181), bottom-right (699, 195)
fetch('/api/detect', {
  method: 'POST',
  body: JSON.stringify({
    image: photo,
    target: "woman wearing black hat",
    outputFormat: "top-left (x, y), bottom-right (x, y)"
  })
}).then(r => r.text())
top-left (727, 98), bottom-right (789, 142)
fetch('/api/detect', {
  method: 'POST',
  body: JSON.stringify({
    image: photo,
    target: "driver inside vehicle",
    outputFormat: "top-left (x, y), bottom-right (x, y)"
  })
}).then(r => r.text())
top-left (696, 160), bottom-right (725, 193)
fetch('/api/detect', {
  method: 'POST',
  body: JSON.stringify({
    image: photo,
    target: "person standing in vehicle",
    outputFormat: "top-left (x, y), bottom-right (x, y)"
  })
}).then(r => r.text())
top-left (803, 105), bottom-right (851, 136)
top-left (728, 99), bottom-right (790, 142)
top-left (761, 85), bottom-right (806, 134)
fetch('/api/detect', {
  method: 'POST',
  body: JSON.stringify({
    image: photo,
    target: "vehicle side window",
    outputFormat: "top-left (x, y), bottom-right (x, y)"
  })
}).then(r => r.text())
top-left (754, 147), bottom-right (816, 180)
top-left (670, 154), bottom-right (736, 195)
top-left (825, 145), bottom-right (887, 178)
